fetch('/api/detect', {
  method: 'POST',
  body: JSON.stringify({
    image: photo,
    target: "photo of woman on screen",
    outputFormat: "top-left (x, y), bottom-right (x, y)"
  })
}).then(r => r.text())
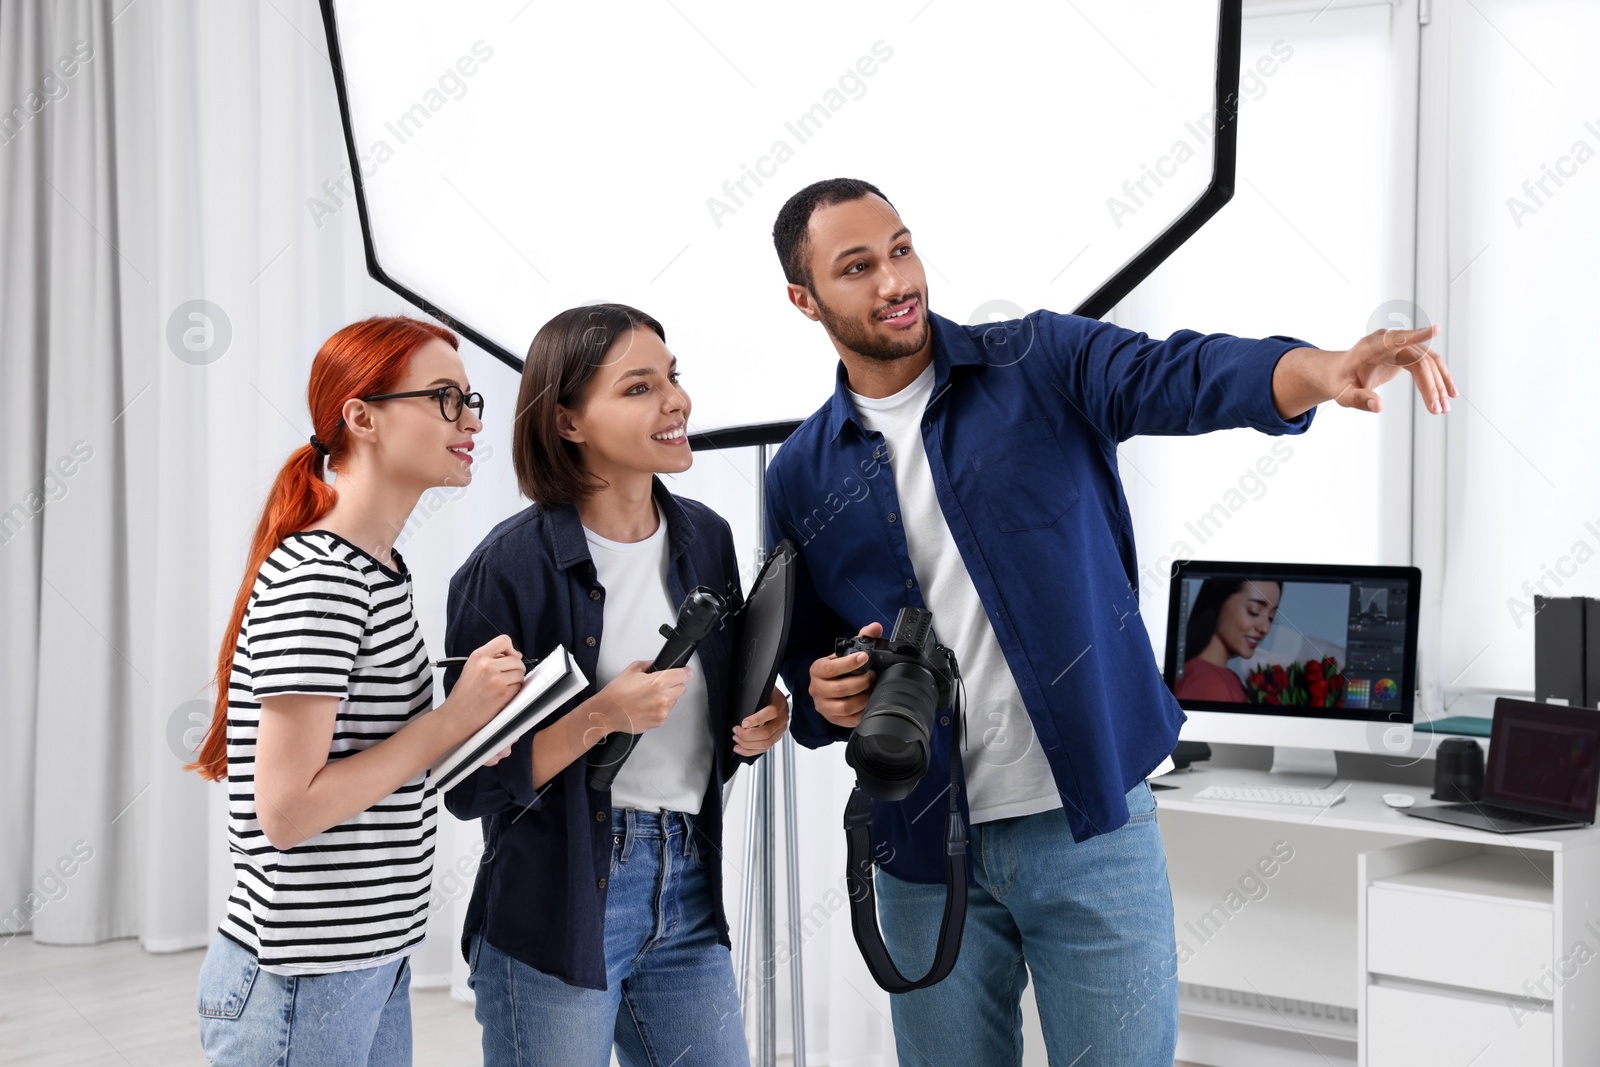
top-left (1174, 578), bottom-right (1282, 702)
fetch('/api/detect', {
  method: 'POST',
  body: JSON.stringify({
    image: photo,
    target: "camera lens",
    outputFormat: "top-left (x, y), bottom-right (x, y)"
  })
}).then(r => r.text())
top-left (846, 661), bottom-right (939, 801)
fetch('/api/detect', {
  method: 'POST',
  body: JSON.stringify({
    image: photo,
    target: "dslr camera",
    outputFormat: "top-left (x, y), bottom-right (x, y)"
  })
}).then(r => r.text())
top-left (836, 607), bottom-right (956, 802)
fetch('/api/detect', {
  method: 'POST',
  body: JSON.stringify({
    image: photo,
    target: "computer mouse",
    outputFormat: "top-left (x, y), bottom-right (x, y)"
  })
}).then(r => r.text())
top-left (1382, 792), bottom-right (1415, 809)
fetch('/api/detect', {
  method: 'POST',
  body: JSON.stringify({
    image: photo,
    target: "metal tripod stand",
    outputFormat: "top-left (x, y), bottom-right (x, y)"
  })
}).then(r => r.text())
top-left (731, 733), bottom-right (807, 1067)
top-left (730, 441), bottom-right (807, 1067)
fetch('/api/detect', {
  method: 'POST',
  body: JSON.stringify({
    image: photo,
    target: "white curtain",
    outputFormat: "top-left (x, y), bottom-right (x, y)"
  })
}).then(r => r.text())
top-left (0, 0), bottom-right (526, 987)
top-left (2, 0), bottom-right (147, 950)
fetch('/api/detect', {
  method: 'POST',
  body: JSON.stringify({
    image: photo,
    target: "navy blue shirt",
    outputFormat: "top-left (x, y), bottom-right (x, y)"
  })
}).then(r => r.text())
top-left (765, 310), bottom-right (1314, 883)
top-left (442, 480), bottom-right (751, 989)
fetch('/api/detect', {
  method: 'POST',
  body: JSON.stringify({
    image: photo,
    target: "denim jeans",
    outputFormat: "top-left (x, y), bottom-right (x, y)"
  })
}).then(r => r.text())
top-left (467, 808), bottom-right (748, 1067)
top-left (196, 932), bottom-right (413, 1066)
top-left (874, 780), bottom-right (1178, 1066)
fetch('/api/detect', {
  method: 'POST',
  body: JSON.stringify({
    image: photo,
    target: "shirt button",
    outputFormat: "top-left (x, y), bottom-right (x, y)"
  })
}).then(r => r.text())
top-left (589, 589), bottom-right (602, 601)
top-left (586, 636), bottom-right (597, 647)
top-left (887, 512), bottom-right (898, 524)
top-left (905, 578), bottom-right (915, 588)
top-left (940, 716), bottom-right (950, 726)
top-left (597, 877), bottom-right (607, 889)
top-left (595, 811), bottom-right (606, 822)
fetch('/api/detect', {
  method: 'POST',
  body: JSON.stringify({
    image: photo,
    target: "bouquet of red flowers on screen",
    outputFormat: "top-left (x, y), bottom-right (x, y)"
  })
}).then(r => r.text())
top-left (1244, 655), bottom-right (1347, 707)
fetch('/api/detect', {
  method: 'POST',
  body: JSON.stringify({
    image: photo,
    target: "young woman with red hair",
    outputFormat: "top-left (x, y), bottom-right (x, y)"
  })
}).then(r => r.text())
top-left (188, 316), bottom-right (525, 1066)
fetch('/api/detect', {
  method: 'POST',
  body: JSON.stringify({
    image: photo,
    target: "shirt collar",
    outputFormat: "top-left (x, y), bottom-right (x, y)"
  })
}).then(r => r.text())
top-left (546, 476), bottom-right (697, 570)
top-left (825, 311), bottom-right (983, 442)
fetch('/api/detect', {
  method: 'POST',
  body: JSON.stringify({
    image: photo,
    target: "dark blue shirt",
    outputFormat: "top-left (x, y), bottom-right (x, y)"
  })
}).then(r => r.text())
top-left (765, 310), bottom-right (1314, 883)
top-left (442, 480), bottom-right (750, 989)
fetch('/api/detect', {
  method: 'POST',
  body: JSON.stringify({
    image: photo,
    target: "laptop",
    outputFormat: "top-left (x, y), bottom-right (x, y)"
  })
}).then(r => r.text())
top-left (1406, 698), bottom-right (1600, 834)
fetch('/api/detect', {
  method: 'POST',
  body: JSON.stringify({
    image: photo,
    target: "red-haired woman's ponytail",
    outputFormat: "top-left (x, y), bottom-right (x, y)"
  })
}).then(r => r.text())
top-left (188, 316), bottom-right (457, 781)
top-left (188, 443), bottom-right (336, 779)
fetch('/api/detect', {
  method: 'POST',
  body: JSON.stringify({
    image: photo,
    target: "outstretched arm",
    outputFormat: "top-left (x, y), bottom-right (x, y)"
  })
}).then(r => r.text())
top-left (1273, 324), bottom-right (1454, 419)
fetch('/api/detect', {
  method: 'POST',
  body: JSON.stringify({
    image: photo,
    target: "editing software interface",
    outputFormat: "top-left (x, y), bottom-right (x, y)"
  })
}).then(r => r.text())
top-left (1165, 562), bottom-right (1418, 720)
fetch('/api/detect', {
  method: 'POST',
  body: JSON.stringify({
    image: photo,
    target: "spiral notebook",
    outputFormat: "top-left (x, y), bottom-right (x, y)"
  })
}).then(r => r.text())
top-left (429, 646), bottom-right (589, 793)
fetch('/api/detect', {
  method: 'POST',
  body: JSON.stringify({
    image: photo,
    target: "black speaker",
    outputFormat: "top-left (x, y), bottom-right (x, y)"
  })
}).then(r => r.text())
top-left (1534, 596), bottom-right (1600, 708)
top-left (1170, 740), bottom-right (1212, 770)
top-left (1433, 738), bottom-right (1484, 803)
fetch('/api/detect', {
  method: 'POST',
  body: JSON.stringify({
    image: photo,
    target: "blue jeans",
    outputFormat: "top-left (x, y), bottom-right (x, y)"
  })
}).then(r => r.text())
top-left (467, 808), bottom-right (749, 1067)
top-left (196, 932), bottom-right (413, 1066)
top-left (874, 781), bottom-right (1178, 1066)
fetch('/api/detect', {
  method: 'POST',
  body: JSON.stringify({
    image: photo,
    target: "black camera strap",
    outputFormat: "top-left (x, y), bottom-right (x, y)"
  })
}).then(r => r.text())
top-left (842, 681), bottom-right (968, 993)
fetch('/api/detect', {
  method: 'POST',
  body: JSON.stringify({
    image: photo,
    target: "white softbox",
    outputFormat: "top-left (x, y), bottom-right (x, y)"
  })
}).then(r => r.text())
top-left (318, 0), bottom-right (1242, 443)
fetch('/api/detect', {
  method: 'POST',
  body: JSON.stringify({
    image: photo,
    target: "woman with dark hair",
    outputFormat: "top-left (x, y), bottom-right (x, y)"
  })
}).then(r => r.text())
top-left (1174, 578), bottom-right (1282, 702)
top-left (443, 303), bottom-right (789, 1067)
top-left (188, 317), bottom-right (527, 1065)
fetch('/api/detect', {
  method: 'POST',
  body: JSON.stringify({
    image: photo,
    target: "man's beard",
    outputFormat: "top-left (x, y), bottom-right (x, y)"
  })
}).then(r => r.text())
top-left (812, 288), bottom-right (931, 363)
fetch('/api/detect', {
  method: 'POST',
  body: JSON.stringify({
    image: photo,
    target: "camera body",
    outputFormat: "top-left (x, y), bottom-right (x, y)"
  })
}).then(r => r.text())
top-left (837, 607), bottom-right (955, 801)
top-left (834, 613), bottom-right (954, 712)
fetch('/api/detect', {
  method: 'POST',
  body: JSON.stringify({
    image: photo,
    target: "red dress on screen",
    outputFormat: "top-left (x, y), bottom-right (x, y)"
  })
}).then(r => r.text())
top-left (1175, 658), bottom-right (1249, 702)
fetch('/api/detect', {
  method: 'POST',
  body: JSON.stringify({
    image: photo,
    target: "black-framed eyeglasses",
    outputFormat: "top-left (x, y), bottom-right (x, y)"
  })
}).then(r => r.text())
top-left (358, 385), bottom-right (484, 423)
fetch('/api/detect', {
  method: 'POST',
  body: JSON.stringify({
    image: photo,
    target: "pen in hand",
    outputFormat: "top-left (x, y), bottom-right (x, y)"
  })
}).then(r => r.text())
top-left (432, 655), bottom-right (536, 670)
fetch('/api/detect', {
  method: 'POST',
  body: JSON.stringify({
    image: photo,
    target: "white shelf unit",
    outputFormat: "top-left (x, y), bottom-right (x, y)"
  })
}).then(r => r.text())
top-left (1358, 839), bottom-right (1600, 1067)
top-left (1157, 764), bottom-right (1600, 1066)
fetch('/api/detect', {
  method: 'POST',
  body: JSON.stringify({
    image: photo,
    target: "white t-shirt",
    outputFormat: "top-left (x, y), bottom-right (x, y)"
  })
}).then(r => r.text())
top-left (586, 516), bottom-right (713, 815)
top-left (850, 366), bottom-right (1065, 824)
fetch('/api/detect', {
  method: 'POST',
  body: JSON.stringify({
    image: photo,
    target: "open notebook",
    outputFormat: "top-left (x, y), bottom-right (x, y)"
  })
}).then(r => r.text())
top-left (429, 646), bottom-right (589, 794)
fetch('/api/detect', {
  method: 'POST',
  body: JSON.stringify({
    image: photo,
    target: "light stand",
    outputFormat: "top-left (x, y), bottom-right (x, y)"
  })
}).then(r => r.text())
top-left (728, 442), bottom-right (807, 1067)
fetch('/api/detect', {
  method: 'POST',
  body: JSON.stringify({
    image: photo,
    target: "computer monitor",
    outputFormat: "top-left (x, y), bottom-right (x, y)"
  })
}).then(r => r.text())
top-left (1162, 560), bottom-right (1422, 780)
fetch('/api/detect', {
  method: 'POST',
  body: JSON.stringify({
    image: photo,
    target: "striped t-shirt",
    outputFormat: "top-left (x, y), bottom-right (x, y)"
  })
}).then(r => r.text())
top-left (219, 530), bottom-right (438, 975)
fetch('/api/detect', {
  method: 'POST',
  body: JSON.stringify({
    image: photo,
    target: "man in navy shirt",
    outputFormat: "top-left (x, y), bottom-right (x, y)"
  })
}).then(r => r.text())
top-left (763, 179), bottom-right (1452, 1066)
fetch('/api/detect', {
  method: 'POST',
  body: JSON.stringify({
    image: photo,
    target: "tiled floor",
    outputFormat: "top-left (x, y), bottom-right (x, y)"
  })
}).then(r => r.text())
top-left (0, 936), bottom-right (483, 1066)
top-left (0, 935), bottom-right (1204, 1066)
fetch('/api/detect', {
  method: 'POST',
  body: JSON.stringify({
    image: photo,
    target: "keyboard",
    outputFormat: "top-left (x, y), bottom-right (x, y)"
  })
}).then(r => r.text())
top-left (1191, 784), bottom-right (1348, 810)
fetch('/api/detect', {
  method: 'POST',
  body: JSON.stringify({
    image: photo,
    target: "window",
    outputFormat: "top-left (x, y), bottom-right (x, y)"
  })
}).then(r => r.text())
top-left (1436, 0), bottom-right (1600, 701)
top-left (1115, 2), bottom-right (1420, 664)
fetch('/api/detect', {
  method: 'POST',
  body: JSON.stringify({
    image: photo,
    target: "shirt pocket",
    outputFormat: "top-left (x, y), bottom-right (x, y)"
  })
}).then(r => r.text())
top-left (968, 417), bottom-right (1080, 532)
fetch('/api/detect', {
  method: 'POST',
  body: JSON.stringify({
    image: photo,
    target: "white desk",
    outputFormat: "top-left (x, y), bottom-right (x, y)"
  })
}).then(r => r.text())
top-left (1154, 762), bottom-right (1600, 1067)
